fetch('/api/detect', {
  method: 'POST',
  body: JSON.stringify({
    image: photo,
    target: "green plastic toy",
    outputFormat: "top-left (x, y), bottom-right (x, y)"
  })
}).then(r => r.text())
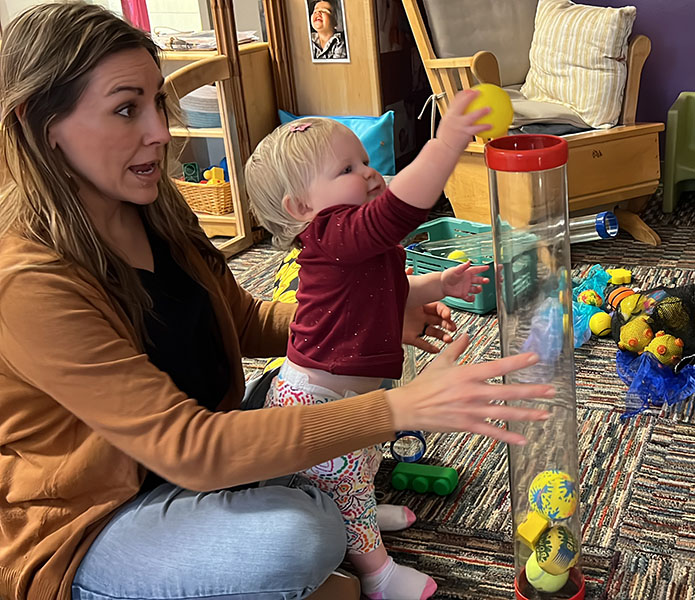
top-left (391, 462), bottom-right (458, 496)
top-left (663, 92), bottom-right (695, 213)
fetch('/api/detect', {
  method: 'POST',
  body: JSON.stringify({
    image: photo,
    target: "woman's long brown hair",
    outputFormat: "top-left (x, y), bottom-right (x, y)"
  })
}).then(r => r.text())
top-left (0, 2), bottom-right (228, 346)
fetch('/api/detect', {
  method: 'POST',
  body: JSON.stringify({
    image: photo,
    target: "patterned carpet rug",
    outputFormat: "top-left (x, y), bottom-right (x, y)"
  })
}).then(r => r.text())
top-left (227, 192), bottom-right (695, 600)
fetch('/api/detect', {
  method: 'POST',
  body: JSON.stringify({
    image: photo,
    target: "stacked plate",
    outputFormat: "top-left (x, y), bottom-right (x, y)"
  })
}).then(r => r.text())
top-left (180, 84), bottom-right (222, 129)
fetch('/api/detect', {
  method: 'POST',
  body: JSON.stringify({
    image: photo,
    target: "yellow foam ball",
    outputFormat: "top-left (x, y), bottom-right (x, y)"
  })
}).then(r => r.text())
top-left (589, 312), bottom-right (612, 337)
top-left (525, 551), bottom-right (570, 593)
top-left (447, 249), bottom-right (468, 262)
top-left (528, 470), bottom-right (577, 520)
top-left (535, 525), bottom-right (580, 576)
top-left (464, 83), bottom-right (513, 140)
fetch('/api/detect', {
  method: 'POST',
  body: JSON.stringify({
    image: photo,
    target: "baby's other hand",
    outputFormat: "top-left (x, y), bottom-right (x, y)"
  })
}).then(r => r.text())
top-left (441, 262), bottom-right (490, 302)
top-left (435, 90), bottom-right (491, 155)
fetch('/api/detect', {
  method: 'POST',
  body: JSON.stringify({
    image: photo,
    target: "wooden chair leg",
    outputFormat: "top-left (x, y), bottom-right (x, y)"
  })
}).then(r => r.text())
top-left (614, 208), bottom-right (661, 246)
top-left (307, 570), bottom-right (361, 600)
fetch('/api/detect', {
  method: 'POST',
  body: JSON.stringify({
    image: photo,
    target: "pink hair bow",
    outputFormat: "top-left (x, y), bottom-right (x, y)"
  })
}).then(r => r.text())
top-left (289, 122), bottom-right (312, 133)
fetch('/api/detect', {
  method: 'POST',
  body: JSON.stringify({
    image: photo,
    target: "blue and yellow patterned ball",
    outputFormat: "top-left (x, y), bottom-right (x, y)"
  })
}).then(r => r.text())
top-left (535, 525), bottom-right (580, 575)
top-left (528, 470), bottom-right (577, 520)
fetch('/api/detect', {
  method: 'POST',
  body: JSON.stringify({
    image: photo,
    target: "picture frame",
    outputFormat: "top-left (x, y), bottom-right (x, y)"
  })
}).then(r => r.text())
top-left (306, 0), bottom-right (350, 63)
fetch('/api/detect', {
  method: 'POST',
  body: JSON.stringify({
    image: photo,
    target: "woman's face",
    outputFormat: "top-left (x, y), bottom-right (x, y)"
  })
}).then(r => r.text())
top-left (311, 1), bottom-right (336, 35)
top-left (48, 48), bottom-right (170, 209)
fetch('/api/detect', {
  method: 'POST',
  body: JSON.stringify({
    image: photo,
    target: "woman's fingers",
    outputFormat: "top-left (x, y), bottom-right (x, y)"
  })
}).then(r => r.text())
top-left (463, 352), bottom-right (541, 381)
top-left (479, 382), bottom-right (555, 403)
top-left (432, 332), bottom-right (470, 364)
top-left (463, 421), bottom-right (529, 446)
top-left (454, 403), bottom-right (549, 422)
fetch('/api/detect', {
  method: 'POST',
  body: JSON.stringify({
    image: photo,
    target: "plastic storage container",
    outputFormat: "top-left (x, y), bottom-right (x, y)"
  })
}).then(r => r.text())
top-left (404, 217), bottom-right (536, 314)
top-left (485, 135), bottom-right (584, 600)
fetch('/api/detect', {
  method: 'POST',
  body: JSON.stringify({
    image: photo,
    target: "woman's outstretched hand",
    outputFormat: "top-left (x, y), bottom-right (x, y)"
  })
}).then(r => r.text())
top-left (385, 334), bottom-right (553, 445)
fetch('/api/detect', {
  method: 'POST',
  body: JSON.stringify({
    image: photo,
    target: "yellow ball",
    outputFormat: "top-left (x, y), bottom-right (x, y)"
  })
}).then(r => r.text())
top-left (589, 312), bottom-right (612, 337)
top-left (464, 83), bottom-right (514, 140)
top-left (528, 470), bottom-right (577, 520)
top-left (447, 249), bottom-right (468, 262)
top-left (525, 551), bottom-right (569, 593)
top-left (535, 525), bottom-right (580, 576)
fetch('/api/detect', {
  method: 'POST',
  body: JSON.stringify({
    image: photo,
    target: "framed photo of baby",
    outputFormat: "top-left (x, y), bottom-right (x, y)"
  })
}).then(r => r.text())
top-left (306, 0), bottom-right (350, 63)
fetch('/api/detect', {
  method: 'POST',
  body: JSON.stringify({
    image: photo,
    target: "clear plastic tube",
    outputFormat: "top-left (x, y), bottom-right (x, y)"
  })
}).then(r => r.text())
top-left (485, 135), bottom-right (584, 600)
top-left (416, 211), bottom-right (618, 258)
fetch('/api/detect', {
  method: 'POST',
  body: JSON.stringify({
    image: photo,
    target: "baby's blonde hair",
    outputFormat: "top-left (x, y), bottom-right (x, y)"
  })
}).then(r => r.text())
top-left (245, 117), bottom-right (352, 249)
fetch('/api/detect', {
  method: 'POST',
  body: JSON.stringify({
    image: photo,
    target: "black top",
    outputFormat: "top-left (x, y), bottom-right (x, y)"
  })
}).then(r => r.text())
top-left (137, 226), bottom-right (230, 412)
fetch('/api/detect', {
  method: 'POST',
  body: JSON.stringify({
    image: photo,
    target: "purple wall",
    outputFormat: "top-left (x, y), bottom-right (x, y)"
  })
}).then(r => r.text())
top-left (584, 0), bottom-right (695, 126)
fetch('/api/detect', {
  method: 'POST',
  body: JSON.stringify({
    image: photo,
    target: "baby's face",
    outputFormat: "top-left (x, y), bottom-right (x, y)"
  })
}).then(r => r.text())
top-left (311, 2), bottom-right (335, 34)
top-left (303, 129), bottom-right (385, 219)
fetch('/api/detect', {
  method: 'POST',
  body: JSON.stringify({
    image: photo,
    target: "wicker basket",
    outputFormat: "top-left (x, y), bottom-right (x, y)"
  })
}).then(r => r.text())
top-left (175, 179), bottom-right (233, 215)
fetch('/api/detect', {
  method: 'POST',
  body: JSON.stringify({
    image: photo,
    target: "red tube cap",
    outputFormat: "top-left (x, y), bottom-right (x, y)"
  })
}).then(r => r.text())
top-left (485, 134), bottom-right (568, 172)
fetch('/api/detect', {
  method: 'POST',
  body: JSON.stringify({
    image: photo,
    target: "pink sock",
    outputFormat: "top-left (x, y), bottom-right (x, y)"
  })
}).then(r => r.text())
top-left (376, 504), bottom-right (417, 531)
top-left (360, 556), bottom-right (437, 600)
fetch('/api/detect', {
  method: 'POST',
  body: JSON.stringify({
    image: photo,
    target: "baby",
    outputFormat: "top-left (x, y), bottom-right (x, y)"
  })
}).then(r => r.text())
top-left (245, 90), bottom-right (490, 600)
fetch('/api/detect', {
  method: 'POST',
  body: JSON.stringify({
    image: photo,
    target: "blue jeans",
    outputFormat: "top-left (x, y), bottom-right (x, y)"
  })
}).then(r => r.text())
top-left (71, 479), bottom-right (346, 600)
top-left (72, 369), bottom-right (347, 600)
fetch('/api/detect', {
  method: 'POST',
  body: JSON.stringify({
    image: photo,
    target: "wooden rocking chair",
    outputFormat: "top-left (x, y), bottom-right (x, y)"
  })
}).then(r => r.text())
top-left (402, 0), bottom-right (664, 245)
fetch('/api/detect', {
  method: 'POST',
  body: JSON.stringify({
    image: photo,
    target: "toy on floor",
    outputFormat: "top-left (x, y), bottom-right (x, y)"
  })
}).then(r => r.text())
top-left (606, 268), bottom-right (632, 285)
top-left (571, 264), bottom-right (613, 348)
top-left (617, 315), bottom-right (653, 353)
top-left (390, 430), bottom-right (426, 463)
top-left (577, 289), bottom-right (602, 307)
top-left (390, 462), bottom-right (458, 496)
top-left (568, 211), bottom-right (619, 244)
top-left (612, 284), bottom-right (695, 417)
top-left (485, 135), bottom-right (584, 598)
top-left (589, 312), bottom-right (612, 337)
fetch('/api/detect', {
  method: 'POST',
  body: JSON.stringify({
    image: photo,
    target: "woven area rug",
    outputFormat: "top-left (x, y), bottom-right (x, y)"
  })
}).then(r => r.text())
top-left (227, 192), bottom-right (695, 599)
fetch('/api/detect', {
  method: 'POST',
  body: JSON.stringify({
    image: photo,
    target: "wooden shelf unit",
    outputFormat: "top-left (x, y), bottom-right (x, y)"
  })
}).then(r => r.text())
top-left (163, 34), bottom-right (278, 255)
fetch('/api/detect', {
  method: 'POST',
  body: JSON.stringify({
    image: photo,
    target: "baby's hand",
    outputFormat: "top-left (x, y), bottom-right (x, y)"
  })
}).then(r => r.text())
top-left (435, 90), bottom-right (491, 155)
top-left (441, 262), bottom-right (490, 302)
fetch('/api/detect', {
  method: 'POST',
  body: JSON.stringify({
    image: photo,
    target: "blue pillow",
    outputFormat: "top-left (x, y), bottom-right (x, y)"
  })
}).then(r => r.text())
top-left (278, 109), bottom-right (395, 176)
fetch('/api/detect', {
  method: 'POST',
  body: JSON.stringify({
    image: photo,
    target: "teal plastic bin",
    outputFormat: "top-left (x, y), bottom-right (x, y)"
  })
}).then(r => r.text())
top-left (404, 217), bottom-right (497, 314)
top-left (404, 217), bottom-right (538, 314)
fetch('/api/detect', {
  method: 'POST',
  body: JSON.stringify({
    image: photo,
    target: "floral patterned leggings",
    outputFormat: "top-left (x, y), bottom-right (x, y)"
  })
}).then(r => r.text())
top-left (265, 363), bottom-right (383, 555)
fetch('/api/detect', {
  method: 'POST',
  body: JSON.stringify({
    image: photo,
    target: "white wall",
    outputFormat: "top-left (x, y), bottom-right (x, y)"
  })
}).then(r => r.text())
top-left (1, 1), bottom-right (265, 41)
top-left (1, 0), bottom-right (122, 29)
top-left (147, 0), bottom-right (202, 33)
top-left (233, 0), bottom-right (263, 36)
top-left (1, 0), bottom-right (43, 28)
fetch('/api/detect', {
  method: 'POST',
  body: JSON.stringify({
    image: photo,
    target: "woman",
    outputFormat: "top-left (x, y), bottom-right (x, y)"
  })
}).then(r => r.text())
top-left (309, 0), bottom-right (347, 60)
top-left (0, 4), bottom-right (552, 600)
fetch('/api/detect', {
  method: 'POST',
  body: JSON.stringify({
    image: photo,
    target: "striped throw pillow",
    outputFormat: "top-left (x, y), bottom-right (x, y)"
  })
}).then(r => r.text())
top-left (520, 0), bottom-right (636, 129)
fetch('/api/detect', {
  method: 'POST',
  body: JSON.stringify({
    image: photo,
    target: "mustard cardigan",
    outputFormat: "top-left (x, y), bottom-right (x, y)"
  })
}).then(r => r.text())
top-left (0, 234), bottom-right (394, 600)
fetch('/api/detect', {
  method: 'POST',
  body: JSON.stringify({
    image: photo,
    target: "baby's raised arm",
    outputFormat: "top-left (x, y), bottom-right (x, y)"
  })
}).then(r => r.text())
top-left (389, 90), bottom-right (490, 210)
